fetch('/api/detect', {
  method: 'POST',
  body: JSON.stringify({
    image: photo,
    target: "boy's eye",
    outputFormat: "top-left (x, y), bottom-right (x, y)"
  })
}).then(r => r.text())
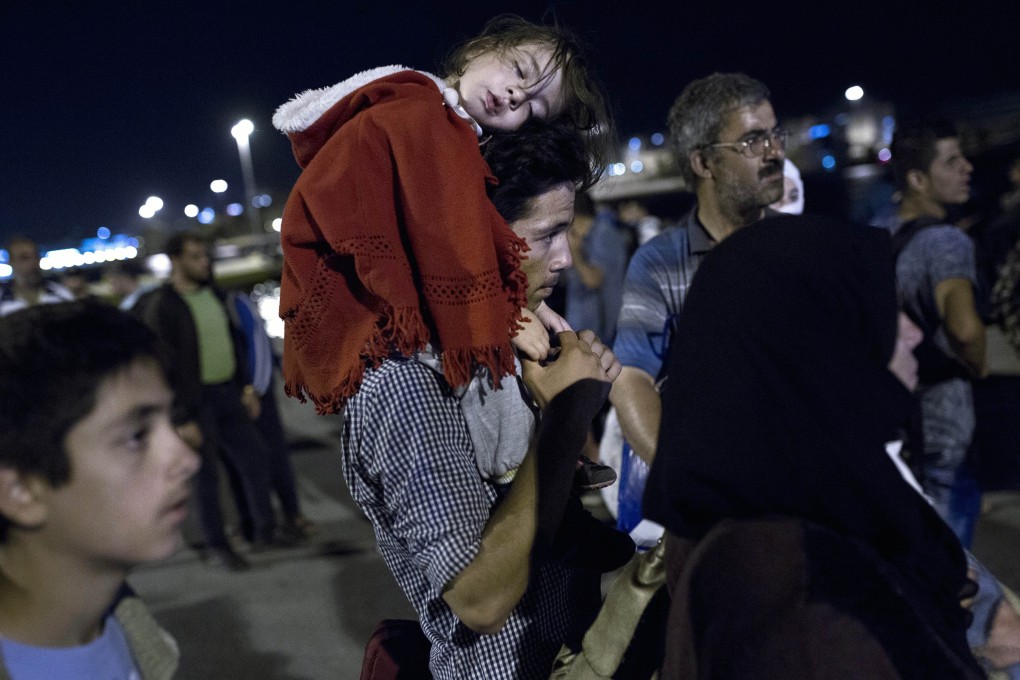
top-left (513, 61), bottom-right (524, 79)
top-left (125, 426), bottom-right (151, 451)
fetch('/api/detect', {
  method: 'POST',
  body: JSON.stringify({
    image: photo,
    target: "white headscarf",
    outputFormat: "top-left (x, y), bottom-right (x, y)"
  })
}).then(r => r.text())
top-left (773, 158), bottom-right (805, 214)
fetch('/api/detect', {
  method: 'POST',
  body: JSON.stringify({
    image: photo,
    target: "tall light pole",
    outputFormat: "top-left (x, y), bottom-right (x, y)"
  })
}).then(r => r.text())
top-left (231, 119), bottom-right (260, 235)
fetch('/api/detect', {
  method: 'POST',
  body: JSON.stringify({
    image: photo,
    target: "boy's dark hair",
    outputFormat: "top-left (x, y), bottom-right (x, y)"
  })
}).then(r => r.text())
top-left (163, 230), bottom-right (208, 258)
top-left (443, 13), bottom-right (612, 176)
top-left (0, 300), bottom-right (168, 540)
top-left (484, 119), bottom-right (591, 224)
top-left (667, 72), bottom-right (771, 186)
top-left (890, 118), bottom-right (959, 191)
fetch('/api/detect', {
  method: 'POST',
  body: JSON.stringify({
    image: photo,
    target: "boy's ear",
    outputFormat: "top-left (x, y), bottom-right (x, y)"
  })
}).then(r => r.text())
top-left (0, 467), bottom-right (49, 530)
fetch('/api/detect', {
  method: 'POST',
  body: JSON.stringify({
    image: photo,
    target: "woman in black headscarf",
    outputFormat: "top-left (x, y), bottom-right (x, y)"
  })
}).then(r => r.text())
top-left (643, 215), bottom-right (983, 679)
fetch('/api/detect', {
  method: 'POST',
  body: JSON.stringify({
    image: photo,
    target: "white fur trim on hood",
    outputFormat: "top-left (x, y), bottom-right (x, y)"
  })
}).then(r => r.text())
top-left (272, 66), bottom-right (481, 137)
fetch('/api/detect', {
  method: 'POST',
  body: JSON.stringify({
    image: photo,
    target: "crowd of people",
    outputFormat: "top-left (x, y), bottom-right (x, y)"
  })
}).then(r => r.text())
top-left (2, 11), bottom-right (1020, 680)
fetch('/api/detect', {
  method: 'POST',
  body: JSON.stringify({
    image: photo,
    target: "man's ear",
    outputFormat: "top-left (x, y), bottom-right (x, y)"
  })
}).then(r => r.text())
top-left (690, 149), bottom-right (714, 180)
top-left (0, 467), bottom-right (49, 531)
top-left (906, 168), bottom-right (929, 196)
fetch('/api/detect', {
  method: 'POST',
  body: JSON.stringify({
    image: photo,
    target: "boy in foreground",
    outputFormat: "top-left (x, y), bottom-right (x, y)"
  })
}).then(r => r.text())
top-left (0, 300), bottom-right (200, 679)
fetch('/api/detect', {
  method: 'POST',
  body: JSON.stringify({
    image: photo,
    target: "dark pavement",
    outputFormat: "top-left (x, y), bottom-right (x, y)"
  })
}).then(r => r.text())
top-left (127, 375), bottom-right (1020, 680)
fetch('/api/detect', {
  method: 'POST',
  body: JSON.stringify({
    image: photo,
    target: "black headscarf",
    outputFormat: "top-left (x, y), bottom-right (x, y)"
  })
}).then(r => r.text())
top-left (643, 215), bottom-right (973, 657)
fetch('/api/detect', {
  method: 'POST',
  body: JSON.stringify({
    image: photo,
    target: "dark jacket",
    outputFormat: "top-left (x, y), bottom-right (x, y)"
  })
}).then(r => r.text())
top-left (132, 283), bottom-right (250, 425)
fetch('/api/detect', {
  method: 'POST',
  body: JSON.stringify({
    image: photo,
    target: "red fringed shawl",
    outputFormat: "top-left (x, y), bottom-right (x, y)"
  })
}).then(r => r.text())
top-left (277, 71), bottom-right (528, 413)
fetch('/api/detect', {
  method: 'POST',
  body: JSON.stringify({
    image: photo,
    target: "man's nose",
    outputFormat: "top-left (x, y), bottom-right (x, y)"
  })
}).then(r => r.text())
top-left (554, 237), bottom-right (572, 270)
top-left (764, 140), bottom-right (785, 161)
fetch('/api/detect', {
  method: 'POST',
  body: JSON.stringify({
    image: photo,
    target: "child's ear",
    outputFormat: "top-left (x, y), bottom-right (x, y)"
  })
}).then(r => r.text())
top-left (0, 467), bottom-right (49, 530)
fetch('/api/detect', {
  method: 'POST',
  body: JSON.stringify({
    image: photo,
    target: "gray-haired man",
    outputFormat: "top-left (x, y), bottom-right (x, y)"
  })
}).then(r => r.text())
top-left (610, 72), bottom-right (786, 465)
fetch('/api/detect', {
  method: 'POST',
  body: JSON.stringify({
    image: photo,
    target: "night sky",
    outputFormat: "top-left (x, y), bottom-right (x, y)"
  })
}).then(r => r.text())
top-left (3, 0), bottom-right (1018, 247)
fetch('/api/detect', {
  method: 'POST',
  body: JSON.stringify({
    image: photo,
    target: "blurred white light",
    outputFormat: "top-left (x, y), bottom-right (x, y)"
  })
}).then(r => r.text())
top-left (226, 203), bottom-right (244, 216)
top-left (257, 294), bottom-right (284, 339)
top-left (845, 85), bottom-right (864, 101)
top-left (210, 179), bottom-right (228, 193)
top-left (95, 251), bottom-right (108, 263)
top-left (184, 204), bottom-right (200, 218)
top-left (145, 196), bottom-right (164, 210)
top-left (147, 254), bottom-right (171, 278)
top-left (44, 248), bottom-right (84, 270)
top-left (231, 119), bottom-right (254, 141)
top-left (630, 160), bottom-right (644, 173)
top-left (877, 148), bottom-right (892, 163)
top-left (272, 218), bottom-right (282, 232)
top-left (82, 252), bottom-right (96, 264)
top-left (139, 204), bottom-right (156, 218)
top-left (39, 259), bottom-right (52, 271)
top-left (0, 264), bottom-right (11, 278)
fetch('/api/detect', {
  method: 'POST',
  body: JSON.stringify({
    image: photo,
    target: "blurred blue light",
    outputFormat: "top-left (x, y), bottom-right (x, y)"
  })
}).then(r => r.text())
top-left (226, 203), bottom-right (244, 216)
top-left (822, 155), bottom-right (836, 170)
top-left (628, 137), bottom-right (641, 151)
top-left (881, 115), bottom-right (896, 144)
top-left (650, 133), bottom-right (665, 146)
top-left (809, 124), bottom-right (831, 139)
top-left (630, 160), bottom-right (644, 173)
top-left (198, 208), bottom-right (215, 224)
top-left (97, 226), bottom-right (111, 239)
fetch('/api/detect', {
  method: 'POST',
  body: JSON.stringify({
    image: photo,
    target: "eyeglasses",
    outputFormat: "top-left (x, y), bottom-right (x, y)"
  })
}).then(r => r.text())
top-left (704, 129), bottom-right (789, 158)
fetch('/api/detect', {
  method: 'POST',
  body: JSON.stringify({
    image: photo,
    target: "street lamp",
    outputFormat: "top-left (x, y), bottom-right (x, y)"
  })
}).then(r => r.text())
top-left (231, 119), bottom-right (260, 235)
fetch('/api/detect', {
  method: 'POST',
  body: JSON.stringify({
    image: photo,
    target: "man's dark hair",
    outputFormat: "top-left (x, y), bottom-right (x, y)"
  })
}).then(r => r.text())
top-left (106, 259), bottom-right (147, 279)
top-left (890, 118), bottom-right (959, 191)
top-left (4, 235), bottom-right (39, 256)
top-left (164, 230), bottom-right (208, 258)
top-left (484, 119), bottom-right (591, 223)
top-left (0, 300), bottom-right (168, 540)
top-left (667, 72), bottom-right (771, 186)
top-left (574, 191), bottom-right (595, 218)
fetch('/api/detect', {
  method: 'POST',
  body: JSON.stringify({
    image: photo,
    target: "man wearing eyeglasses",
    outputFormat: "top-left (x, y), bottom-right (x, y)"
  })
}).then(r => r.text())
top-left (610, 72), bottom-right (786, 470)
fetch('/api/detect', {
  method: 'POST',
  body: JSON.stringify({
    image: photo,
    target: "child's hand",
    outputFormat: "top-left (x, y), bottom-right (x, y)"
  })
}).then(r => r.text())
top-left (512, 307), bottom-right (552, 361)
top-left (535, 301), bottom-right (572, 333)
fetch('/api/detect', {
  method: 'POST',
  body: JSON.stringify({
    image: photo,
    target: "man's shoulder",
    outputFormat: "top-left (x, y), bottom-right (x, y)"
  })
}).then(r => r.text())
top-left (627, 226), bottom-right (696, 284)
top-left (898, 222), bottom-right (973, 265)
top-left (897, 219), bottom-right (966, 248)
top-left (42, 281), bottom-right (74, 302)
top-left (351, 356), bottom-right (460, 415)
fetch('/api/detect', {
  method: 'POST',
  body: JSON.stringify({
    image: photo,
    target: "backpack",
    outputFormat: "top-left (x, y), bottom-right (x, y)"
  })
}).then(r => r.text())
top-left (891, 217), bottom-right (972, 384)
